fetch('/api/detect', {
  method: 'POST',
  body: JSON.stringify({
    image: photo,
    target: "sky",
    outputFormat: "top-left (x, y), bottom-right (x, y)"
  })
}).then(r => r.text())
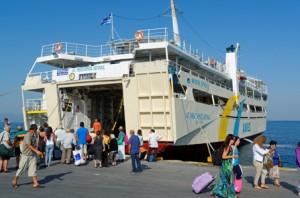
top-left (0, 0), bottom-right (299, 121)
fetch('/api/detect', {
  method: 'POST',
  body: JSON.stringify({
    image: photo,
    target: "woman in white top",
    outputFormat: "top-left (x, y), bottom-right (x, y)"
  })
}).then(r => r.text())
top-left (44, 127), bottom-right (56, 167)
top-left (252, 135), bottom-right (273, 189)
top-left (0, 126), bottom-right (12, 172)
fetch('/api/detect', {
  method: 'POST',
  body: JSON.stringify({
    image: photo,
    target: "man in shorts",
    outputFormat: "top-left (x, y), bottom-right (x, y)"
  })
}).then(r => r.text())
top-left (76, 122), bottom-right (88, 160)
top-left (12, 124), bottom-right (44, 188)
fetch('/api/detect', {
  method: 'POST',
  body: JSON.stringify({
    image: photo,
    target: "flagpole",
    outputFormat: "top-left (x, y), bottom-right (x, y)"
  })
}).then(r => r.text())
top-left (111, 13), bottom-right (114, 41)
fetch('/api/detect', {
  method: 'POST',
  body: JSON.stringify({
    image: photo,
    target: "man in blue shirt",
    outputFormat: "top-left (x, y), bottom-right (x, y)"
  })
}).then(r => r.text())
top-left (76, 122), bottom-right (88, 160)
top-left (129, 129), bottom-right (142, 173)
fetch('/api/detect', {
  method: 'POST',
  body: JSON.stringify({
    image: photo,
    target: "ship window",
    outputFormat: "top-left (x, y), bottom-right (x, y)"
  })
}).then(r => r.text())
top-left (213, 95), bottom-right (228, 106)
top-left (172, 74), bottom-right (187, 95)
top-left (243, 104), bottom-right (248, 112)
top-left (62, 100), bottom-right (72, 112)
top-left (262, 94), bottom-right (268, 101)
top-left (174, 84), bottom-right (187, 95)
top-left (256, 106), bottom-right (263, 112)
top-left (193, 89), bottom-right (213, 105)
top-left (249, 105), bottom-right (255, 112)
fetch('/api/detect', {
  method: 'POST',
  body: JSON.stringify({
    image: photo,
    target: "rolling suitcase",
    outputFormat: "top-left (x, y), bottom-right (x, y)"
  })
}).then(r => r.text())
top-left (192, 172), bottom-right (215, 193)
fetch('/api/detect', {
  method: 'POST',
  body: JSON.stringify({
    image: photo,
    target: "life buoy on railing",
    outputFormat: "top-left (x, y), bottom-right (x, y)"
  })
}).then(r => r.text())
top-left (209, 58), bottom-right (215, 66)
top-left (54, 42), bottom-right (62, 53)
top-left (135, 31), bottom-right (144, 41)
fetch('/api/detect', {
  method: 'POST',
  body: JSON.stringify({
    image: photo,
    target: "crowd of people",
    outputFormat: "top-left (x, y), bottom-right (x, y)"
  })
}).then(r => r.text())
top-left (0, 117), bottom-right (300, 196)
top-left (211, 134), bottom-right (300, 197)
top-left (0, 118), bottom-right (162, 188)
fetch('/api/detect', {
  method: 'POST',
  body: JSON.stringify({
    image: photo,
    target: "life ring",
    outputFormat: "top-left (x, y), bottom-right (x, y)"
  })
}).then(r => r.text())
top-left (135, 31), bottom-right (144, 41)
top-left (54, 42), bottom-right (62, 53)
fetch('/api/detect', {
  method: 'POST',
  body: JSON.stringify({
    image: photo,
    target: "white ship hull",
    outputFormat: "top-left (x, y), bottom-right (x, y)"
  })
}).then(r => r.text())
top-left (22, 57), bottom-right (267, 146)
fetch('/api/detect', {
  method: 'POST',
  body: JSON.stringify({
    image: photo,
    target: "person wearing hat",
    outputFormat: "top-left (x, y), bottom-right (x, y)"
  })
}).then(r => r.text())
top-left (12, 124), bottom-right (44, 188)
top-left (269, 140), bottom-right (281, 187)
top-left (14, 126), bottom-right (26, 169)
top-left (61, 129), bottom-right (76, 164)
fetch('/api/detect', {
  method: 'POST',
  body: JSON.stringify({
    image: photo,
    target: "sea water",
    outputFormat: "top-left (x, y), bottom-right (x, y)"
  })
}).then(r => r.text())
top-left (239, 121), bottom-right (300, 168)
top-left (1, 121), bottom-right (299, 168)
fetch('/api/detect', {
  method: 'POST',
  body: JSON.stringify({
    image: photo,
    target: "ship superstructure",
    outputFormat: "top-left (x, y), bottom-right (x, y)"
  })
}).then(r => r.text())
top-left (21, 0), bottom-right (267, 150)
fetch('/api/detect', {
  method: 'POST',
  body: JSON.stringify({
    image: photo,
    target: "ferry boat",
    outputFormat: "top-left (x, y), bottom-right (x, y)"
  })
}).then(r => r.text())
top-left (21, 0), bottom-right (267, 159)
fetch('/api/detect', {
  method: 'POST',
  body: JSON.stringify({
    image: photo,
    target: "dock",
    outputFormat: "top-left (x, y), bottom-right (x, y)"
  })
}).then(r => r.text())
top-left (0, 159), bottom-right (298, 197)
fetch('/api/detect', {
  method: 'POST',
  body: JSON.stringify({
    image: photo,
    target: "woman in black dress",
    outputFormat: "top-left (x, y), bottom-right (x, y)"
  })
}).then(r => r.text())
top-left (93, 130), bottom-right (104, 168)
top-left (102, 131), bottom-right (110, 167)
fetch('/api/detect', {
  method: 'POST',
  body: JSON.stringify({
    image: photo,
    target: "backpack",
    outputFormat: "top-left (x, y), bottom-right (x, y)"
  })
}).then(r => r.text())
top-left (263, 153), bottom-right (273, 170)
top-left (212, 146), bottom-right (223, 166)
top-left (86, 134), bottom-right (92, 144)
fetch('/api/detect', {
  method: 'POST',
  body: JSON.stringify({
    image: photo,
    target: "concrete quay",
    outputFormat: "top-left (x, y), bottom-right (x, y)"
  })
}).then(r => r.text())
top-left (0, 159), bottom-right (299, 198)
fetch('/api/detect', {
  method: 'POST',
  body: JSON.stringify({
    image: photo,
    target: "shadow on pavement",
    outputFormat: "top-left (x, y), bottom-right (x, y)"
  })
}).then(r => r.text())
top-left (244, 176), bottom-right (254, 185)
top-left (39, 171), bottom-right (72, 185)
top-left (280, 181), bottom-right (298, 195)
top-left (141, 164), bottom-right (152, 170)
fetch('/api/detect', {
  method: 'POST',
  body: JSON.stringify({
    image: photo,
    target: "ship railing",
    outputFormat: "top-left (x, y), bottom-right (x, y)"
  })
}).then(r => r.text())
top-left (40, 41), bottom-right (136, 57)
top-left (26, 98), bottom-right (47, 112)
top-left (244, 79), bottom-right (268, 95)
top-left (40, 28), bottom-right (168, 57)
top-left (27, 71), bottom-right (53, 84)
top-left (168, 60), bottom-right (232, 91)
top-left (136, 27), bottom-right (168, 43)
top-left (172, 38), bottom-right (227, 75)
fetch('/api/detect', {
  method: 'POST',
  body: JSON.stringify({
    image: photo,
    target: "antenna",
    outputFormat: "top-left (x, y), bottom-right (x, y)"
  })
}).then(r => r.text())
top-left (170, 0), bottom-right (181, 46)
top-left (111, 13), bottom-right (114, 41)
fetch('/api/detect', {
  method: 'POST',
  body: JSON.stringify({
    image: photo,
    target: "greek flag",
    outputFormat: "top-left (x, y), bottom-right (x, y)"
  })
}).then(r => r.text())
top-left (101, 13), bottom-right (112, 25)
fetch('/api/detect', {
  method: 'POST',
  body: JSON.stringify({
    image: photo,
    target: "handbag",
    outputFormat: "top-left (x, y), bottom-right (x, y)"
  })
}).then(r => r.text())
top-left (0, 133), bottom-right (14, 158)
top-left (86, 134), bottom-right (92, 144)
top-left (263, 153), bottom-right (273, 169)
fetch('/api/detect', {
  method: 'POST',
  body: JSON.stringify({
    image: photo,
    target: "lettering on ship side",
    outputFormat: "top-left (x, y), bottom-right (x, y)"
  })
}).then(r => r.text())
top-left (243, 122), bottom-right (251, 133)
top-left (187, 77), bottom-right (209, 90)
top-left (73, 64), bottom-right (105, 73)
top-left (185, 112), bottom-right (211, 123)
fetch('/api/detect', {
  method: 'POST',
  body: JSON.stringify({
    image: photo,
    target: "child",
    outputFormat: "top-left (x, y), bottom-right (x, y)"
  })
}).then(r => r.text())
top-left (232, 136), bottom-right (242, 180)
top-left (295, 141), bottom-right (300, 196)
top-left (269, 140), bottom-right (280, 187)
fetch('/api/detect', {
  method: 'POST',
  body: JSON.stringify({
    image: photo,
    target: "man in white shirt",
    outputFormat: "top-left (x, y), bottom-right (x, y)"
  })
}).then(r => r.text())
top-left (61, 129), bottom-right (76, 164)
top-left (55, 127), bottom-right (66, 150)
top-left (147, 129), bottom-right (161, 162)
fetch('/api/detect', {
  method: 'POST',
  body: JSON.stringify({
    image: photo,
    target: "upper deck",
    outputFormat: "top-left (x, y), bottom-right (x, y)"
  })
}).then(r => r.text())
top-left (35, 28), bottom-right (227, 74)
top-left (24, 27), bottom-right (267, 95)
